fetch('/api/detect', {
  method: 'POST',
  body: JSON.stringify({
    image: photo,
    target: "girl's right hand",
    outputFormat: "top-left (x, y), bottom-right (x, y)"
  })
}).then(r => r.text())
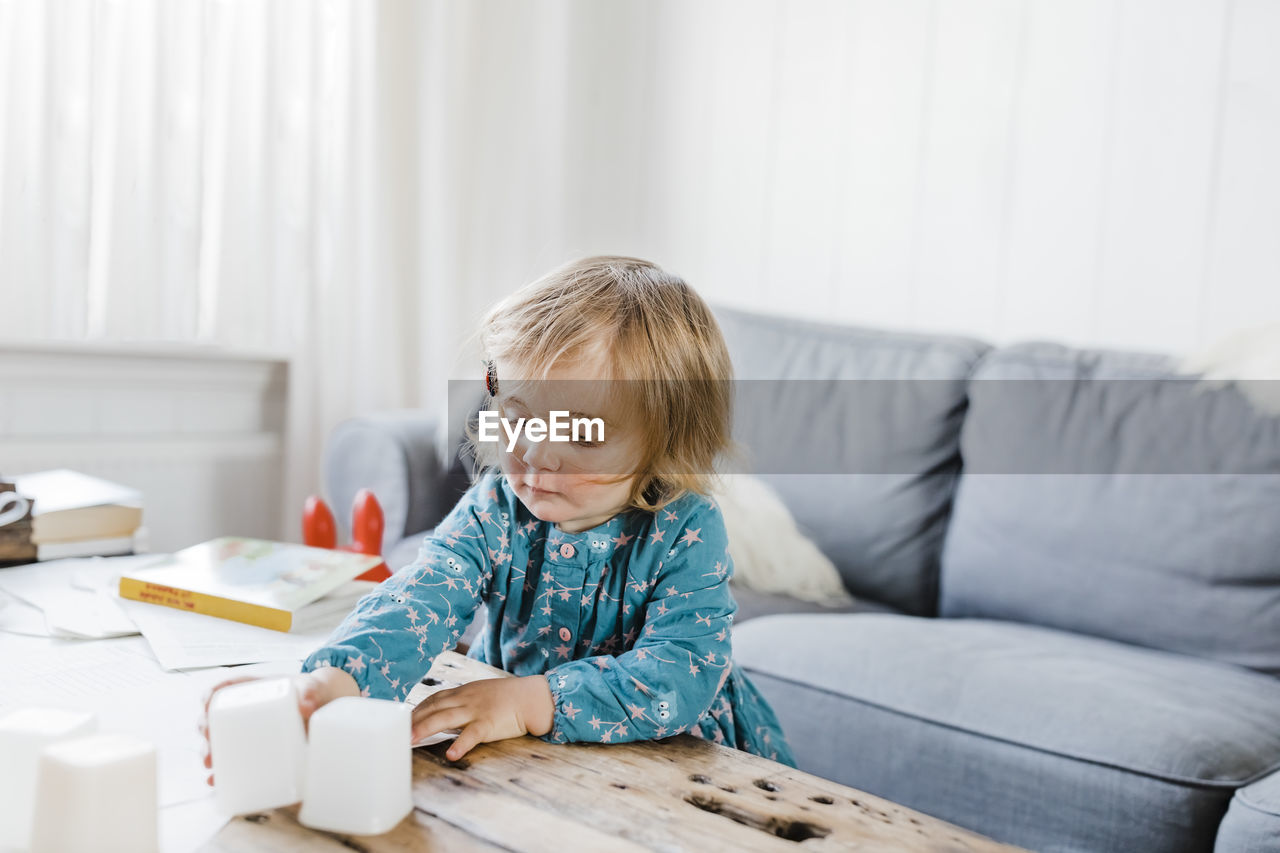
top-left (197, 666), bottom-right (361, 786)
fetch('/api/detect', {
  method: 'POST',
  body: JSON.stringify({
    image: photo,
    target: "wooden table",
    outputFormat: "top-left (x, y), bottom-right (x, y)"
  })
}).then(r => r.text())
top-left (203, 652), bottom-right (1024, 852)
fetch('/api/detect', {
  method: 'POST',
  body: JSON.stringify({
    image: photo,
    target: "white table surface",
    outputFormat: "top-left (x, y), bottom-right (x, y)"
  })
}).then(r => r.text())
top-left (0, 555), bottom-right (332, 853)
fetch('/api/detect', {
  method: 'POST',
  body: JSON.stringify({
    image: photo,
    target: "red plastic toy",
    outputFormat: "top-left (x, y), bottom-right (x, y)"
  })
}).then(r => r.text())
top-left (302, 489), bottom-right (391, 582)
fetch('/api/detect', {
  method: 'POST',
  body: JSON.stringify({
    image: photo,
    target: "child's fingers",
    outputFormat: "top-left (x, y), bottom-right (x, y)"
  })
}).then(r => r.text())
top-left (445, 722), bottom-right (487, 762)
top-left (294, 679), bottom-right (326, 731)
top-left (414, 685), bottom-right (465, 712)
top-left (201, 676), bottom-right (260, 718)
top-left (198, 719), bottom-right (213, 767)
top-left (199, 676), bottom-right (260, 773)
top-left (410, 693), bottom-right (465, 726)
top-left (411, 706), bottom-right (473, 743)
top-left (412, 706), bottom-right (473, 740)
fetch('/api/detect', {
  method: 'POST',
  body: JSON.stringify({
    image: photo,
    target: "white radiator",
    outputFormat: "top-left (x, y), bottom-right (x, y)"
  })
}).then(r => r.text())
top-left (0, 342), bottom-right (289, 554)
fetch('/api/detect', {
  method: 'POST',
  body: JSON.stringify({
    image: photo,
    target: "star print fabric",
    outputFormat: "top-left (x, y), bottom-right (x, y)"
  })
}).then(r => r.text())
top-left (300, 469), bottom-right (795, 766)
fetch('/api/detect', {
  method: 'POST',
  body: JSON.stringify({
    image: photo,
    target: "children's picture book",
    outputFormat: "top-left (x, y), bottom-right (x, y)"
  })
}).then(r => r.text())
top-left (117, 537), bottom-right (382, 632)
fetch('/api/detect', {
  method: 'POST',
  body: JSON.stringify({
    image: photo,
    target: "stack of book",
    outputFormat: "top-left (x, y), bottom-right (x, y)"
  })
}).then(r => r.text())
top-left (0, 469), bottom-right (144, 565)
top-left (0, 479), bottom-right (38, 564)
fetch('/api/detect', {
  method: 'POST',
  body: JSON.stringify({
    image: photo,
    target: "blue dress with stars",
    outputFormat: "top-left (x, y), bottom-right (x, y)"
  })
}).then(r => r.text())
top-left (301, 469), bottom-right (795, 765)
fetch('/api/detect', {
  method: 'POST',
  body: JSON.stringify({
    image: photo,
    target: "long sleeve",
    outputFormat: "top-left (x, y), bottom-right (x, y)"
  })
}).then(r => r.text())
top-left (540, 500), bottom-right (736, 744)
top-left (300, 472), bottom-right (506, 701)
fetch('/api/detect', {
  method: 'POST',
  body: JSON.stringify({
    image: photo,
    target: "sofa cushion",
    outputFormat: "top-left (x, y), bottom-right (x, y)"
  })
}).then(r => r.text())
top-left (1215, 769), bottom-right (1280, 852)
top-left (728, 584), bottom-right (897, 623)
top-left (939, 342), bottom-right (1280, 675)
top-left (735, 614), bottom-right (1280, 853)
top-left (713, 306), bottom-right (989, 615)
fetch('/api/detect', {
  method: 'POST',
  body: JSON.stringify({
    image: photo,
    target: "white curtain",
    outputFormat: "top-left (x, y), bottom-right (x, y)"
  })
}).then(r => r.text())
top-left (0, 0), bottom-right (446, 537)
top-left (0, 0), bottom-right (629, 537)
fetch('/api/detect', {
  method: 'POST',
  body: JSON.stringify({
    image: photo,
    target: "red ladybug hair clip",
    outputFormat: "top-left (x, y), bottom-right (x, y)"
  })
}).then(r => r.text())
top-left (485, 360), bottom-right (499, 397)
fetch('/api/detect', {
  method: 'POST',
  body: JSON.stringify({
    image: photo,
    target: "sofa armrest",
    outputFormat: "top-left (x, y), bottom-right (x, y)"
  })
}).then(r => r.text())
top-left (323, 410), bottom-right (471, 554)
top-left (1215, 767), bottom-right (1280, 852)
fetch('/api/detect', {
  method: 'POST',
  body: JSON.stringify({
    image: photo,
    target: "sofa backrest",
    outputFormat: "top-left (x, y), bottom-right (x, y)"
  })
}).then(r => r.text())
top-left (939, 342), bottom-right (1280, 676)
top-left (713, 306), bottom-right (989, 616)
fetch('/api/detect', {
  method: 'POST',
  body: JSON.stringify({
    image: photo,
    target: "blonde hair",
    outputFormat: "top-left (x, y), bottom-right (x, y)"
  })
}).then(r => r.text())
top-left (470, 255), bottom-right (733, 512)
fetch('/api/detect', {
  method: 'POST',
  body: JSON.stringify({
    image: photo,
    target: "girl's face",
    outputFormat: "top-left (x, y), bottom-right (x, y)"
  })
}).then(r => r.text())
top-left (492, 354), bottom-right (646, 533)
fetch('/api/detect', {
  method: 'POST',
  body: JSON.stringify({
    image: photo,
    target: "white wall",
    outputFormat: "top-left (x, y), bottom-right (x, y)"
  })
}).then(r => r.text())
top-left (0, 343), bottom-right (287, 552)
top-left (6, 0), bottom-right (1277, 364)
top-left (3, 1), bottom-right (1278, 544)
top-left (442, 0), bottom-right (1280, 360)
top-left (0, 0), bottom-right (405, 541)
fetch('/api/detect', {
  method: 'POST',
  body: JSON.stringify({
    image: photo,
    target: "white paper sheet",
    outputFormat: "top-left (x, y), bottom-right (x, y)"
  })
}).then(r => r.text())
top-left (0, 635), bottom-right (171, 713)
top-left (0, 636), bottom-right (211, 807)
top-left (0, 589), bottom-right (54, 636)
top-left (0, 555), bottom-right (150, 639)
top-left (118, 581), bottom-right (375, 670)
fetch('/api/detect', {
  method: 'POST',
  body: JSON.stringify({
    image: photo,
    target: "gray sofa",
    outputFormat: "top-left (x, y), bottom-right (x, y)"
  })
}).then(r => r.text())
top-left (322, 306), bottom-right (1280, 853)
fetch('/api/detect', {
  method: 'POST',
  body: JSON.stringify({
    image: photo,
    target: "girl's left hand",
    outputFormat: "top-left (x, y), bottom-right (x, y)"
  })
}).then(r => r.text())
top-left (411, 675), bottom-right (554, 761)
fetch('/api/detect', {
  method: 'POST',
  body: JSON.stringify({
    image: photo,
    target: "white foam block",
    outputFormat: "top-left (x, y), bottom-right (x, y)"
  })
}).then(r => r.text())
top-left (0, 707), bottom-right (97, 850)
top-left (208, 678), bottom-right (307, 815)
top-left (299, 697), bottom-right (412, 835)
top-left (29, 732), bottom-right (158, 853)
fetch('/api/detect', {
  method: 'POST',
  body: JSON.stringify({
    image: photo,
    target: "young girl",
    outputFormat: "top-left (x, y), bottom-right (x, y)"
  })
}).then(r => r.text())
top-left (203, 256), bottom-right (793, 773)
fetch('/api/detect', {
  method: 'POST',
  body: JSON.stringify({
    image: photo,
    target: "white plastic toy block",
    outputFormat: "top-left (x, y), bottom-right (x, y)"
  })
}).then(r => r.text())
top-left (28, 732), bottom-right (157, 853)
top-left (208, 677), bottom-right (308, 815)
top-left (0, 707), bottom-right (97, 850)
top-left (299, 697), bottom-right (412, 835)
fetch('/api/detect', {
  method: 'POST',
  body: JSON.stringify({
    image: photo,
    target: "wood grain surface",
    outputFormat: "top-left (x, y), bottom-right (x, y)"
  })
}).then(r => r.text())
top-left (203, 652), bottom-right (1025, 852)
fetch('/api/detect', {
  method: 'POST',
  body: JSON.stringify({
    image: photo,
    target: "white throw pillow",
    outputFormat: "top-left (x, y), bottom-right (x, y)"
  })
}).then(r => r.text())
top-left (1180, 322), bottom-right (1280, 415)
top-left (710, 474), bottom-right (854, 605)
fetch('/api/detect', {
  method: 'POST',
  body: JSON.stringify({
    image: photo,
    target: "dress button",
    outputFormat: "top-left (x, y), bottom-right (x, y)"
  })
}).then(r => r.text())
top-left (558, 626), bottom-right (572, 642)
top-left (559, 543), bottom-right (575, 558)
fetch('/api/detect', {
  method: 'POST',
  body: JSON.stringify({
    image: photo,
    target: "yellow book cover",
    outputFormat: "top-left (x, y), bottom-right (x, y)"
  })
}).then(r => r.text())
top-left (117, 537), bottom-right (382, 632)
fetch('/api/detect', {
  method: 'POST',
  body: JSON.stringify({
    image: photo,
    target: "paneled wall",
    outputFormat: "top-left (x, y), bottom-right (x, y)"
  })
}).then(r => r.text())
top-left (0, 344), bottom-right (287, 552)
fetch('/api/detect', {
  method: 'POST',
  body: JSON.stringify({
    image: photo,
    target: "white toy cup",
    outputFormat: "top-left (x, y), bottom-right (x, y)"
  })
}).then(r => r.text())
top-left (28, 732), bottom-right (158, 853)
top-left (298, 697), bottom-right (412, 835)
top-left (0, 707), bottom-right (97, 850)
top-left (208, 677), bottom-right (308, 815)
